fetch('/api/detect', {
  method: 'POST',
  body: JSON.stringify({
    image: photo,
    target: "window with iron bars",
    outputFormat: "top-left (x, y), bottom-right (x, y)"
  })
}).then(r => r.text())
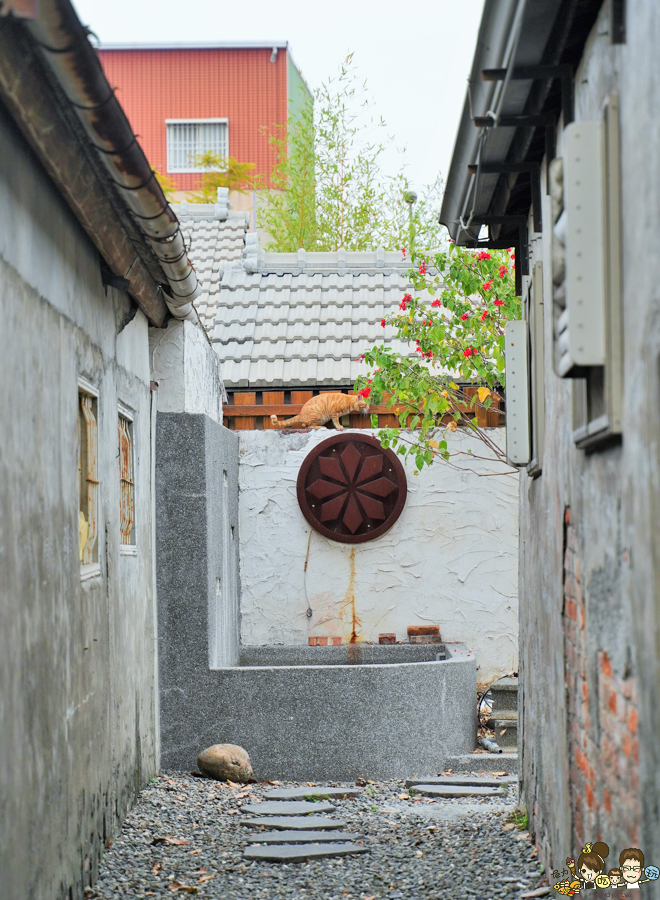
top-left (118, 411), bottom-right (135, 549)
top-left (78, 385), bottom-right (99, 568)
top-left (166, 119), bottom-right (228, 173)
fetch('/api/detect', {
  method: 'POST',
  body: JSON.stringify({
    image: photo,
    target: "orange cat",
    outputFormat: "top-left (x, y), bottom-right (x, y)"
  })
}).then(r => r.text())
top-left (270, 393), bottom-right (370, 430)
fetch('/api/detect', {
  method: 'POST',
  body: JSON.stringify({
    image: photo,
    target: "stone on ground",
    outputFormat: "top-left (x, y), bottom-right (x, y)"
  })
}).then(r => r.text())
top-left (249, 829), bottom-right (359, 843)
top-left (197, 743), bottom-right (253, 782)
top-left (240, 815), bottom-right (348, 830)
top-left (244, 842), bottom-right (368, 862)
top-left (265, 786), bottom-right (362, 800)
top-left (409, 783), bottom-right (505, 798)
top-left (241, 800), bottom-right (335, 815)
top-left (406, 775), bottom-right (517, 788)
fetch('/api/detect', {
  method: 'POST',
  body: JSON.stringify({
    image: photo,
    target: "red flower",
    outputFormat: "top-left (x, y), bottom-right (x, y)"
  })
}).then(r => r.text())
top-left (357, 387), bottom-right (371, 399)
top-left (431, 299), bottom-right (442, 308)
top-left (399, 293), bottom-right (412, 311)
top-left (482, 280), bottom-right (494, 291)
top-left (355, 354), bottom-right (365, 362)
top-left (460, 313), bottom-right (469, 321)
top-left (381, 318), bottom-right (386, 327)
top-left (481, 310), bottom-right (488, 321)
top-left (498, 265), bottom-right (508, 278)
top-left (419, 262), bottom-right (427, 275)
top-left (476, 251), bottom-right (491, 261)
top-left (510, 252), bottom-right (515, 261)
top-left (401, 247), bottom-right (406, 257)
top-left (494, 299), bottom-right (504, 307)
top-left (463, 348), bottom-right (475, 358)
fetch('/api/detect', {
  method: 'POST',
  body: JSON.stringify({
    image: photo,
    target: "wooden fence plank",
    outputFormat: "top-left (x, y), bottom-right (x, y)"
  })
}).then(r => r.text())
top-left (233, 392), bottom-right (256, 430)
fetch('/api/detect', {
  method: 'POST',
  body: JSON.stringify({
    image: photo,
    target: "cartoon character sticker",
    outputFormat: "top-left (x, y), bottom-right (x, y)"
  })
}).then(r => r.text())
top-left (553, 843), bottom-right (659, 894)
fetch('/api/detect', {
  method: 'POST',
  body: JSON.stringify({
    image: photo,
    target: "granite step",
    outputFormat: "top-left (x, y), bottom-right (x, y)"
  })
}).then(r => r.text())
top-left (264, 786), bottom-right (361, 801)
top-left (247, 830), bottom-right (360, 844)
top-left (489, 710), bottom-right (518, 748)
top-left (244, 842), bottom-right (368, 862)
top-left (489, 676), bottom-right (518, 712)
top-left (241, 800), bottom-right (335, 816)
top-left (444, 752), bottom-right (519, 774)
top-left (406, 775), bottom-right (517, 789)
top-left (240, 816), bottom-right (348, 830)
top-left (408, 783), bottom-right (506, 798)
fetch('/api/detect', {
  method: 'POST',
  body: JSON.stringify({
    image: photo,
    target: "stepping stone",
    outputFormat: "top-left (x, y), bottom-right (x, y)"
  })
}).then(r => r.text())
top-left (265, 786), bottom-right (361, 801)
top-left (244, 830), bottom-right (359, 844)
top-left (241, 800), bottom-right (335, 816)
top-left (244, 842), bottom-right (368, 862)
top-left (240, 816), bottom-right (348, 830)
top-left (406, 775), bottom-right (516, 789)
top-left (408, 783), bottom-right (505, 798)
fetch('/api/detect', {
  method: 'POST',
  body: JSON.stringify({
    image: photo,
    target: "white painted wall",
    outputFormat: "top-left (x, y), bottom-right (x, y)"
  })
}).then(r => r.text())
top-left (238, 428), bottom-right (519, 683)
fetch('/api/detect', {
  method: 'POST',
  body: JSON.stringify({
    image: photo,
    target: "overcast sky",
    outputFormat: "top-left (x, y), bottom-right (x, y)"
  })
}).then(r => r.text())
top-left (75, 0), bottom-right (484, 192)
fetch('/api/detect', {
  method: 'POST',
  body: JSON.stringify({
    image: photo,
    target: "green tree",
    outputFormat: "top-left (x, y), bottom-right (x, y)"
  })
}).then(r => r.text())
top-left (258, 55), bottom-right (445, 252)
top-left (186, 153), bottom-right (256, 203)
top-left (355, 245), bottom-right (522, 471)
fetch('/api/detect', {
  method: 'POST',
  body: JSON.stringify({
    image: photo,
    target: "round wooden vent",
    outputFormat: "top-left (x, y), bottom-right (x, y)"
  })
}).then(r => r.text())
top-left (296, 433), bottom-right (407, 544)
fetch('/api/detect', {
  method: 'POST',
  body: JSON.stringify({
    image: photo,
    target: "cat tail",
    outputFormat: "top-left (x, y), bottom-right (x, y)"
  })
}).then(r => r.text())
top-left (270, 414), bottom-right (302, 429)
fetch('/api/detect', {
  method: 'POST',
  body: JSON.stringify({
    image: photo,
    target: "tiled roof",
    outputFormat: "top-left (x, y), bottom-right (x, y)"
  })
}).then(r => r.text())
top-left (180, 201), bottom-right (414, 389)
top-left (175, 201), bottom-right (250, 331)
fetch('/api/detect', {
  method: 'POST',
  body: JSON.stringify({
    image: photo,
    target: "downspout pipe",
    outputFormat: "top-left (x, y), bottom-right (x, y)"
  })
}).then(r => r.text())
top-left (25, 0), bottom-right (200, 320)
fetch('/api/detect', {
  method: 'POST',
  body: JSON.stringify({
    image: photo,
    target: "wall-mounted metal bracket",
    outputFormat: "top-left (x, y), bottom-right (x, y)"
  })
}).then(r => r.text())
top-left (468, 162), bottom-right (542, 233)
top-left (481, 64), bottom-right (574, 125)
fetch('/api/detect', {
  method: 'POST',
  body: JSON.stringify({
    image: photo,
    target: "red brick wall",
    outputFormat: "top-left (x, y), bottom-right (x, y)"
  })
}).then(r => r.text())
top-left (563, 509), bottom-right (641, 849)
top-left (98, 48), bottom-right (289, 191)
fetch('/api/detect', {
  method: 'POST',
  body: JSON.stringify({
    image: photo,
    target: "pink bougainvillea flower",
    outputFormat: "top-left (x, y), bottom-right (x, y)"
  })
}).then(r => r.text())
top-left (355, 354), bottom-right (365, 362)
top-left (401, 247), bottom-right (406, 257)
top-left (494, 299), bottom-right (505, 306)
top-left (510, 252), bottom-right (515, 261)
top-left (482, 279), bottom-right (495, 291)
top-left (381, 318), bottom-right (386, 327)
top-left (431, 299), bottom-right (442, 308)
top-left (481, 310), bottom-right (488, 321)
top-left (419, 262), bottom-right (427, 274)
top-left (357, 387), bottom-right (371, 399)
top-left (476, 251), bottom-right (491, 261)
top-left (499, 265), bottom-right (508, 278)
top-left (399, 293), bottom-right (412, 311)
top-left (463, 348), bottom-right (474, 358)
top-left (460, 313), bottom-right (469, 321)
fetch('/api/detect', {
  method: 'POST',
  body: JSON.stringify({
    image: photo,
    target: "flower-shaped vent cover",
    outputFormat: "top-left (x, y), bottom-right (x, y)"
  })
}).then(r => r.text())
top-left (296, 433), bottom-right (407, 543)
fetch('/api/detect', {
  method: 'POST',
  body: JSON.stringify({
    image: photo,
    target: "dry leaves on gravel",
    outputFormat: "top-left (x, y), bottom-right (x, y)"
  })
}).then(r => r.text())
top-left (151, 836), bottom-right (189, 846)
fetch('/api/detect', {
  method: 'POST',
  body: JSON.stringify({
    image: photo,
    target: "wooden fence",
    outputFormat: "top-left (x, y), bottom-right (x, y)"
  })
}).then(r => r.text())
top-left (223, 387), bottom-right (504, 431)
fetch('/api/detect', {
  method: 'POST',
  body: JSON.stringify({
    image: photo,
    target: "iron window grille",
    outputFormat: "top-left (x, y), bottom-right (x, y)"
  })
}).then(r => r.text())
top-left (166, 119), bottom-right (228, 173)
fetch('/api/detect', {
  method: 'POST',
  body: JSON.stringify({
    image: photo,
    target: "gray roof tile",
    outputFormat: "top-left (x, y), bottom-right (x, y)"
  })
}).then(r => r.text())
top-left (182, 206), bottom-right (415, 388)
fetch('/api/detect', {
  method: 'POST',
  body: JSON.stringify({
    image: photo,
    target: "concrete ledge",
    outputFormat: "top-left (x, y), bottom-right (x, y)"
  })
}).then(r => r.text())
top-left (171, 651), bottom-right (477, 781)
top-left (238, 643), bottom-right (472, 667)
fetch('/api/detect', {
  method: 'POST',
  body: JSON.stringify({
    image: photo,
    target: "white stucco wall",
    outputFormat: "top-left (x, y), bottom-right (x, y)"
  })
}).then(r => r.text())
top-left (238, 428), bottom-right (519, 683)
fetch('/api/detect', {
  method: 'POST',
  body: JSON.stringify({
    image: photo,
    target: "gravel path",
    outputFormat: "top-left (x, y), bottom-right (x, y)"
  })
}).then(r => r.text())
top-left (89, 771), bottom-right (548, 900)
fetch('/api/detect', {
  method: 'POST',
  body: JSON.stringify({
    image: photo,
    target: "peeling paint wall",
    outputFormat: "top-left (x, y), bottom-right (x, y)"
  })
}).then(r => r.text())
top-left (238, 429), bottom-right (519, 683)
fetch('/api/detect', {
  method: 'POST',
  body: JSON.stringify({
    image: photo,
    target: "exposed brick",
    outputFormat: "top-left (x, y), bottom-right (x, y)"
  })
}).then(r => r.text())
top-left (622, 732), bottom-right (632, 759)
top-left (609, 689), bottom-right (618, 714)
top-left (604, 788), bottom-right (612, 813)
top-left (601, 652), bottom-right (612, 677)
top-left (628, 707), bottom-right (638, 734)
top-left (565, 599), bottom-right (578, 621)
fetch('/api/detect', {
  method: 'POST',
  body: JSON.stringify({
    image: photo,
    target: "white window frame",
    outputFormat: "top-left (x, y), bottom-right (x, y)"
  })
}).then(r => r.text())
top-left (118, 403), bottom-right (137, 556)
top-left (165, 118), bottom-right (229, 173)
top-left (78, 377), bottom-right (101, 582)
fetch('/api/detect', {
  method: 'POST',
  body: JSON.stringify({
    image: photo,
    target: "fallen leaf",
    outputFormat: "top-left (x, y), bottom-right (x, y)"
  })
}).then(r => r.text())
top-left (398, 793), bottom-right (409, 800)
top-left (168, 883), bottom-right (199, 894)
top-left (492, 772), bottom-right (509, 777)
top-left (364, 896), bottom-right (376, 900)
top-left (198, 874), bottom-right (215, 884)
top-left (530, 846), bottom-right (538, 857)
top-left (226, 810), bottom-right (238, 815)
top-left (188, 849), bottom-right (202, 855)
top-left (499, 729), bottom-right (508, 736)
top-left (166, 838), bottom-right (188, 846)
top-left (152, 863), bottom-right (163, 876)
top-left (355, 778), bottom-right (367, 786)
top-left (226, 780), bottom-right (240, 788)
top-left (503, 823), bottom-right (516, 831)
top-left (194, 868), bottom-right (207, 875)
top-left (306, 782), bottom-right (316, 787)
top-left (367, 780), bottom-right (378, 785)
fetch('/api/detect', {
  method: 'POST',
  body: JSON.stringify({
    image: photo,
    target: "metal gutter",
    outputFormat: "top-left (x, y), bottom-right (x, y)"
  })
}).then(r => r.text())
top-left (440, 0), bottom-right (577, 246)
top-left (24, 0), bottom-right (201, 321)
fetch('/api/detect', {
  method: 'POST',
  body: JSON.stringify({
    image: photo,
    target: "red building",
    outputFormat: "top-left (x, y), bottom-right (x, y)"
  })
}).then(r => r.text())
top-left (97, 43), bottom-right (310, 196)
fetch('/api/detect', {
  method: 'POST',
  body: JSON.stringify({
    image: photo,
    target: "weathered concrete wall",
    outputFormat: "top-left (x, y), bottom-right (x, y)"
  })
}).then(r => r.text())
top-left (0, 100), bottom-right (158, 898)
top-left (156, 414), bottom-right (241, 767)
top-left (238, 428), bottom-right (519, 684)
top-left (520, 0), bottom-right (660, 883)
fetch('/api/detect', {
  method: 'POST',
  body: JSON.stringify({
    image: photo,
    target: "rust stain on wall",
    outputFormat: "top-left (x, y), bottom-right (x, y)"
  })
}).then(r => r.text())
top-left (339, 547), bottom-right (362, 644)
